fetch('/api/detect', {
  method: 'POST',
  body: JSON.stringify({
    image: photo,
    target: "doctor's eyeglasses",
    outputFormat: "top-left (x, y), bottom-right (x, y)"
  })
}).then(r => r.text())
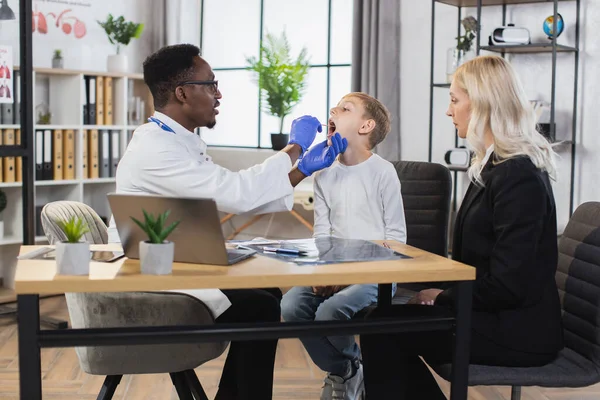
top-left (178, 80), bottom-right (219, 93)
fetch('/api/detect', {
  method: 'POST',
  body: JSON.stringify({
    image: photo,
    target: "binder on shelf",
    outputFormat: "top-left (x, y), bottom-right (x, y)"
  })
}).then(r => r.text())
top-left (2, 129), bottom-right (16, 182)
top-left (0, 131), bottom-right (3, 182)
top-left (98, 129), bottom-right (110, 178)
top-left (42, 129), bottom-right (52, 180)
top-left (96, 76), bottom-right (105, 125)
top-left (63, 129), bottom-right (75, 180)
top-left (110, 130), bottom-right (120, 177)
top-left (103, 77), bottom-right (113, 125)
top-left (35, 129), bottom-right (43, 180)
top-left (82, 76), bottom-right (88, 124)
top-left (52, 129), bottom-right (63, 180)
top-left (88, 129), bottom-right (99, 178)
top-left (83, 75), bottom-right (97, 125)
top-left (15, 129), bottom-right (22, 182)
top-left (0, 103), bottom-right (13, 125)
top-left (82, 130), bottom-right (89, 179)
top-left (14, 71), bottom-right (20, 124)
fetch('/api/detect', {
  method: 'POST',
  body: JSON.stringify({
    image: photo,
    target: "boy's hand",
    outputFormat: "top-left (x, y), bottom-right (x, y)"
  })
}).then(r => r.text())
top-left (313, 285), bottom-right (348, 297)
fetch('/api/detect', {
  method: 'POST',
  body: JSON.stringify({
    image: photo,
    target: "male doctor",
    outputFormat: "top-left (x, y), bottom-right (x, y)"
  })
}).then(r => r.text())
top-left (106, 44), bottom-right (347, 400)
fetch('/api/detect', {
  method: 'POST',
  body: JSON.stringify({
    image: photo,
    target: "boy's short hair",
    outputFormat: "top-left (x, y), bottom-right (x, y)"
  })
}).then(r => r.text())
top-left (342, 92), bottom-right (391, 149)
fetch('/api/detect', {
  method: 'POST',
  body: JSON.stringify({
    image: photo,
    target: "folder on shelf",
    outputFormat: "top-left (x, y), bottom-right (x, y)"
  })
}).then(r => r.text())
top-left (88, 129), bottom-right (99, 179)
top-left (62, 129), bottom-right (75, 180)
top-left (2, 129), bottom-right (16, 183)
top-left (0, 130), bottom-right (3, 182)
top-left (98, 129), bottom-right (110, 178)
top-left (14, 71), bottom-right (20, 124)
top-left (103, 77), bottom-right (113, 125)
top-left (52, 129), bottom-right (63, 180)
top-left (35, 129), bottom-right (43, 180)
top-left (82, 130), bottom-right (89, 179)
top-left (96, 76), bottom-right (105, 125)
top-left (83, 75), bottom-right (96, 125)
top-left (42, 129), bottom-right (52, 180)
top-left (0, 103), bottom-right (13, 125)
top-left (15, 128), bottom-right (22, 182)
top-left (110, 130), bottom-right (120, 177)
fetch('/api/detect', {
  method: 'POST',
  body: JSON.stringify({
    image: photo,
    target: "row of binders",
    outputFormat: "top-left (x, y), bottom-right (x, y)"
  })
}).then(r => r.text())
top-left (83, 75), bottom-right (114, 126)
top-left (0, 129), bottom-right (123, 183)
top-left (33, 129), bottom-right (121, 180)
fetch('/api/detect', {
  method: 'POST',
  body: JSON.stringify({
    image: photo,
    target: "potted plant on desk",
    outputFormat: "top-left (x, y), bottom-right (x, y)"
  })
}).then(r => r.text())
top-left (55, 216), bottom-right (90, 275)
top-left (131, 209), bottom-right (180, 275)
top-left (246, 31), bottom-right (310, 150)
top-left (97, 14), bottom-right (144, 73)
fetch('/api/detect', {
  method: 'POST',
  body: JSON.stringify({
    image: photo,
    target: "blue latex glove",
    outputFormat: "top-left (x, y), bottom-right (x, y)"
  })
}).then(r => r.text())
top-left (288, 115), bottom-right (322, 153)
top-left (298, 133), bottom-right (348, 177)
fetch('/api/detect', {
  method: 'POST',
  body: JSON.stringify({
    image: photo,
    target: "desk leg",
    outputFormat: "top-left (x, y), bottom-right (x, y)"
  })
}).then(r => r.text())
top-left (450, 281), bottom-right (473, 400)
top-left (17, 294), bottom-right (42, 400)
top-left (377, 284), bottom-right (393, 308)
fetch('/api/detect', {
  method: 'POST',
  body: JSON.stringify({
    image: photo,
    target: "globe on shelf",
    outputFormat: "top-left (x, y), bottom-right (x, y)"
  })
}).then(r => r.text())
top-left (543, 14), bottom-right (564, 40)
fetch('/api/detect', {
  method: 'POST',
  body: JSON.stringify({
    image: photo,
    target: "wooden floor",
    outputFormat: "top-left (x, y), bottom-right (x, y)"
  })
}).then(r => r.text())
top-left (0, 296), bottom-right (599, 399)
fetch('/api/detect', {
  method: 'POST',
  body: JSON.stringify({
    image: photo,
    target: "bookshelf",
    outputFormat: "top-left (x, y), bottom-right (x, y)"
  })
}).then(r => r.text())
top-left (0, 66), bottom-right (153, 291)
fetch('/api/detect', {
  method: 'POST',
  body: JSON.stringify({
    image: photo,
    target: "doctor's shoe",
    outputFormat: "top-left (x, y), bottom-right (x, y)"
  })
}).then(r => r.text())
top-left (320, 362), bottom-right (365, 400)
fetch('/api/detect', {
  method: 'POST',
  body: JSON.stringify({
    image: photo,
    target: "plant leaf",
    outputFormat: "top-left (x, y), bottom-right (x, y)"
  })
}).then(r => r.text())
top-left (158, 220), bottom-right (180, 243)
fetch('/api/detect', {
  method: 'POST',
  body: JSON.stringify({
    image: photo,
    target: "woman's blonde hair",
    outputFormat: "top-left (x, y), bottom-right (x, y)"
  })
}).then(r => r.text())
top-left (453, 55), bottom-right (557, 185)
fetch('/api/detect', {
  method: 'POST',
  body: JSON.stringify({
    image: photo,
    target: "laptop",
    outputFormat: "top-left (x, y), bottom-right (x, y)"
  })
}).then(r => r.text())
top-left (107, 193), bottom-right (256, 266)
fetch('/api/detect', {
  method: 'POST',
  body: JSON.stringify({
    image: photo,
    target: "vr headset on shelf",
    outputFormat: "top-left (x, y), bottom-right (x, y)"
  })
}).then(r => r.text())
top-left (489, 24), bottom-right (531, 46)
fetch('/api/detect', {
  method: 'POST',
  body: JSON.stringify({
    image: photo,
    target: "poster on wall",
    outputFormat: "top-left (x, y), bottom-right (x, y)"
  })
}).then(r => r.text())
top-left (0, 46), bottom-right (14, 104)
top-left (32, 0), bottom-right (91, 40)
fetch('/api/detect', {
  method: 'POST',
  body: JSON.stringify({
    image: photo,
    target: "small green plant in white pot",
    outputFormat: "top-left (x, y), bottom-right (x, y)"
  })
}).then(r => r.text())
top-left (55, 216), bottom-right (90, 275)
top-left (97, 14), bottom-right (144, 73)
top-left (131, 209), bottom-right (180, 275)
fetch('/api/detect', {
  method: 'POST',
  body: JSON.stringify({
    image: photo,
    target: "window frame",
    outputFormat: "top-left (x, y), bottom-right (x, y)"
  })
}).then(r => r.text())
top-left (198, 0), bottom-right (352, 149)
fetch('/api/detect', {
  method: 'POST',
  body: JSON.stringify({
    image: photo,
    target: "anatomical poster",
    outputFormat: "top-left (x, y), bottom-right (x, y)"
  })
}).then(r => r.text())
top-left (32, 0), bottom-right (91, 40)
top-left (0, 45), bottom-right (13, 104)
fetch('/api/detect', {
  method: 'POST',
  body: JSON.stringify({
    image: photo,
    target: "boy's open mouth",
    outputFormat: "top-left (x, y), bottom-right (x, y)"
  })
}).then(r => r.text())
top-left (328, 119), bottom-right (336, 136)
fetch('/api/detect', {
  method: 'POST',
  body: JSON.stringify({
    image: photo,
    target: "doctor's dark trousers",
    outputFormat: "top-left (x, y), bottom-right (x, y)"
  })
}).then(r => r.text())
top-left (214, 288), bottom-right (282, 400)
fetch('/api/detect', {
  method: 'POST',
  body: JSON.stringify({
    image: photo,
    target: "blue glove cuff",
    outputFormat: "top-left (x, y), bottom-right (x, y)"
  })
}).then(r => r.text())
top-left (297, 158), bottom-right (312, 177)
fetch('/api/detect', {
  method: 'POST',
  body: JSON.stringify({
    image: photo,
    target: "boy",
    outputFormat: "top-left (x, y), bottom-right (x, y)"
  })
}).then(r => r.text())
top-left (281, 92), bottom-right (407, 400)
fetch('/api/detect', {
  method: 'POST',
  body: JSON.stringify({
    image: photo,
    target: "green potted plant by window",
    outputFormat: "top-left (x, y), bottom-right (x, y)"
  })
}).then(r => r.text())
top-left (131, 209), bottom-right (180, 275)
top-left (246, 31), bottom-right (310, 150)
top-left (52, 49), bottom-right (63, 69)
top-left (55, 216), bottom-right (90, 275)
top-left (97, 14), bottom-right (144, 73)
top-left (0, 189), bottom-right (6, 240)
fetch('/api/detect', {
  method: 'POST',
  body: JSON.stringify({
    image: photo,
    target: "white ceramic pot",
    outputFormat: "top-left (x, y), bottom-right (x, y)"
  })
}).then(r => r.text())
top-left (56, 242), bottom-right (90, 275)
top-left (139, 241), bottom-right (174, 275)
top-left (107, 54), bottom-right (128, 73)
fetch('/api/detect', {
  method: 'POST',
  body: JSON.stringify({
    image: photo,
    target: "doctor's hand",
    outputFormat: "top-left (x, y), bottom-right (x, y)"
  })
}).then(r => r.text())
top-left (288, 115), bottom-right (323, 153)
top-left (297, 133), bottom-right (348, 177)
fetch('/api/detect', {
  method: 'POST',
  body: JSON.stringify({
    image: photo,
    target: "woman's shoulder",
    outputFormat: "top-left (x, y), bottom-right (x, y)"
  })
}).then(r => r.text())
top-left (487, 155), bottom-right (549, 191)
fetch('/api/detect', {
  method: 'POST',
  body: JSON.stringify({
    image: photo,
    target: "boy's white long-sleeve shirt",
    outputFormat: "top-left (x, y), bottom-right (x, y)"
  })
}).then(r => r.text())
top-left (313, 154), bottom-right (407, 243)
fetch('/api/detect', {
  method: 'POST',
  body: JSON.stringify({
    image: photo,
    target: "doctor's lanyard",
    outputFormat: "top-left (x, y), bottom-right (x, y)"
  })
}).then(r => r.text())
top-left (148, 117), bottom-right (176, 134)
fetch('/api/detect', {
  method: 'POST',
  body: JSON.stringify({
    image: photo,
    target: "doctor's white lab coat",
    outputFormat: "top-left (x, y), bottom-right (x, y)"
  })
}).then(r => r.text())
top-left (107, 112), bottom-right (295, 317)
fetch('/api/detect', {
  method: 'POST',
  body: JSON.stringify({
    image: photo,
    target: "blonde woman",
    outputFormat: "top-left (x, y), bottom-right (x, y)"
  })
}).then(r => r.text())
top-left (359, 55), bottom-right (563, 399)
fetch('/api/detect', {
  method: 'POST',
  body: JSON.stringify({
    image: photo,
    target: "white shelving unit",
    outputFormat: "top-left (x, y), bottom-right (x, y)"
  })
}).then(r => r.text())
top-left (0, 67), bottom-right (153, 292)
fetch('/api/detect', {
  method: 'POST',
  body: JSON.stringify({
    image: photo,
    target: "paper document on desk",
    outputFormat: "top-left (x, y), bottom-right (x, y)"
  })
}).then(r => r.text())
top-left (227, 237), bottom-right (282, 246)
top-left (242, 237), bottom-right (411, 265)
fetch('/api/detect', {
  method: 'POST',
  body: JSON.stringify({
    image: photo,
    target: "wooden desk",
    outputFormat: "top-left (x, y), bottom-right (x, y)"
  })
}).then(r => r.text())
top-left (15, 241), bottom-right (475, 400)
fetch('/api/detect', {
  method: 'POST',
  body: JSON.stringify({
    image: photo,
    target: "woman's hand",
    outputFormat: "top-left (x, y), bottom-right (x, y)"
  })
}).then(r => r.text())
top-left (408, 289), bottom-right (443, 305)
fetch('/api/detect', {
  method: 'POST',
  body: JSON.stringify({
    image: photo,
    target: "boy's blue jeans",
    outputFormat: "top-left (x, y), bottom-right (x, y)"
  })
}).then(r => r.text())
top-left (281, 284), bottom-right (390, 376)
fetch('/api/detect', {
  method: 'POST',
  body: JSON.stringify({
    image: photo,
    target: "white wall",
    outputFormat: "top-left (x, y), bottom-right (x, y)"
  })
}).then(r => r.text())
top-left (399, 0), bottom-right (595, 232)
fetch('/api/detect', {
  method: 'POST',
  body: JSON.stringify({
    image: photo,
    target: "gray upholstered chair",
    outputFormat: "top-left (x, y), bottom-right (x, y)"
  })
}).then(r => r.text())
top-left (433, 201), bottom-right (600, 399)
top-left (41, 201), bottom-right (228, 400)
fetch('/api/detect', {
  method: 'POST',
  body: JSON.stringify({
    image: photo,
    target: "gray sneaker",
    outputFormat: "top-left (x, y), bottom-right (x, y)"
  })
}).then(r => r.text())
top-left (320, 363), bottom-right (365, 400)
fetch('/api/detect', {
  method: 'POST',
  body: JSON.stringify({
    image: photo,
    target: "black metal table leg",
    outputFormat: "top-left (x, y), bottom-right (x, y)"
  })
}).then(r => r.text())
top-left (18, 294), bottom-right (42, 400)
top-left (377, 283), bottom-right (393, 308)
top-left (450, 281), bottom-right (473, 400)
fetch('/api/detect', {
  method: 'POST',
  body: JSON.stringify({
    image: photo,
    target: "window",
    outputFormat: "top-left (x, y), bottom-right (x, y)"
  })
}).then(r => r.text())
top-left (199, 0), bottom-right (353, 148)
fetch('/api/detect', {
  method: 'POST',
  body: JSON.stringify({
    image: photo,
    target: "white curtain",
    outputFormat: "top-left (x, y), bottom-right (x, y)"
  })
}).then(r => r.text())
top-left (166, 0), bottom-right (201, 47)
